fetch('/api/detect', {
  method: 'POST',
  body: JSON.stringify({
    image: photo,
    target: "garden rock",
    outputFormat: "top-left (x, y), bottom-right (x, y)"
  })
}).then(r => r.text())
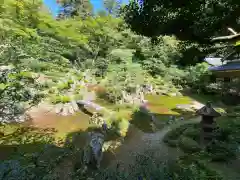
top-left (76, 100), bottom-right (104, 112)
top-left (176, 104), bottom-right (195, 112)
top-left (61, 105), bottom-right (68, 116)
top-left (68, 105), bottom-right (75, 115)
top-left (55, 103), bottom-right (63, 114)
top-left (83, 132), bottom-right (105, 169)
top-left (71, 101), bottom-right (79, 111)
top-left (168, 93), bottom-right (177, 97)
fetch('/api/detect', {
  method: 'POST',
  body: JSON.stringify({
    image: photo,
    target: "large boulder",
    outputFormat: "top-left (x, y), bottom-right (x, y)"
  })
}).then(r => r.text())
top-left (83, 132), bottom-right (105, 169)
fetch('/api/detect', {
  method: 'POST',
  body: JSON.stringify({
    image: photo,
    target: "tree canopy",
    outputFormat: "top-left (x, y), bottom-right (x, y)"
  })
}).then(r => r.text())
top-left (57, 0), bottom-right (93, 18)
top-left (123, 0), bottom-right (240, 43)
top-left (103, 0), bottom-right (122, 16)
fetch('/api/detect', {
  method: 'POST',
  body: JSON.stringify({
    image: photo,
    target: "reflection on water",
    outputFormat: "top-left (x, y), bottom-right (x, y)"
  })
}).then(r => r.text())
top-left (22, 95), bottom-right (193, 168)
top-left (26, 110), bottom-right (92, 138)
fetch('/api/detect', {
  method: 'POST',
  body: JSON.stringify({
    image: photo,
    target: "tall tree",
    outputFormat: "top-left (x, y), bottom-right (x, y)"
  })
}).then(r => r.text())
top-left (103, 0), bottom-right (122, 16)
top-left (97, 9), bottom-right (107, 17)
top-left (57, 0), bottom-right (93, 19)
top-left (123, 0), bottom-right (240, 43)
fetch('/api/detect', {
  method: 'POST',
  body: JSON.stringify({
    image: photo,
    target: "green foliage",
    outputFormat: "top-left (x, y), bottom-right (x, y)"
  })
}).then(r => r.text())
top-left (184, 62), bottom-right (211, 90)
top-left (0, 125), bottom-right (73, 180)
top-left (178, 136), bottom-right (201, 153)
top-left (96, 149), bottom-right (223, 180)
top-left (50, 95), bottom-right (71, 104)
top-left (0, 67), bottom-right (43, 122)
top-left (183, 128), bottom-right (200, 141)
top-left (206, 141), bottom-right (237, 161)
top-left (109, 117), bottom-right (130, 137)
top-left (98, 87), bottom-right (122, 103)
top-left (0, 0), bottom-right (232, 179)
top-left (173, 156), bottom-right (223, 180)
top-left (56, 82), bottom-right (70, 91)
top-left (124, 0), bottom-right (240, 43)
top-left (163, 123), bottom-right (196, 144)
top-left (165, 117), bottom-right (240, 163)
top-left (103, 0), bottom-right (123, 16)
top-left (0, 126), bottom-right (55, 146)
top-left (73, 94), bottom-right (83, 101)
top-left (58, 0), bottom-right (93, 19)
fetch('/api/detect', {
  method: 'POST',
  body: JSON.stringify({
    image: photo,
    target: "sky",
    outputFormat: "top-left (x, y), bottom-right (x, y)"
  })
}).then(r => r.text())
top-left (43, 0), bottom-right (129, 16)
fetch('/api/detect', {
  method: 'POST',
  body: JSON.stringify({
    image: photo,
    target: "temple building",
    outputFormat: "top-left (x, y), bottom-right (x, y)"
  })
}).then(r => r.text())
top-left (206, 33), bottom-right (240, 79)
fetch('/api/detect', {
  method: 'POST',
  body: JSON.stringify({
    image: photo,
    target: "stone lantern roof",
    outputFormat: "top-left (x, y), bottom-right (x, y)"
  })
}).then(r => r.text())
top-left (196, 102), bottom-right (221, 117)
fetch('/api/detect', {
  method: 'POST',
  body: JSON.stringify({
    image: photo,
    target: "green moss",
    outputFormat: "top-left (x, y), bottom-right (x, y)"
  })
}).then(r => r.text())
top-left (61, 96), bottom-right (71, 103)
top-left (0, 124), bottom-right (55, 160)
top-left (73, 94), bottom-right (83, 100)
top-left (44, 71), bottom-right (66, 78)
top-left (50, 95), bottom-right (71, 104)
top-left (56, 82), bottom-right (70, 90)
top-left (76, 75), bottom-right (83, 81)
top-left (19, 71), bottom-right (33, 78)
top-left (145, 95), bottom-right (192, 115)
top-left (67, 79), bottom-right (74, 85)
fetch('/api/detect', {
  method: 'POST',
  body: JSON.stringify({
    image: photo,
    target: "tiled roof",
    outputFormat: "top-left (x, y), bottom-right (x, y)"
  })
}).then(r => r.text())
top-left (204, 57), bottom-right (223, 66)
top-left (196, 106), bottom-right (221, 117)
top-left (209, 63), bottom-right (240, 71)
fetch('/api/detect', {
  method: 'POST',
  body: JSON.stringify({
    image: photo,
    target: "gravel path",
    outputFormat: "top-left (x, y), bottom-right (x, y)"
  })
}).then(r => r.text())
top-left (107, 117), bottom-right (201, 169)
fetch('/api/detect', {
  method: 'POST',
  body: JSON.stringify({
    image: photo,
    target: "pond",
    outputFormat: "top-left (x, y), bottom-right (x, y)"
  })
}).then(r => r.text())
top-left (0, 94), bottom-right (198, 163)
top-left (25, 110), bottom-right (93, 139)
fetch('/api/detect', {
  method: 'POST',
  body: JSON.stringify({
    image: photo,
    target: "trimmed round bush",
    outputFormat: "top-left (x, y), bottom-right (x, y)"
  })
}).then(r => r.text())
top-left (163, 125), bottom-right (189, 143)
top-left (178, 136), bottom-right (201, 153)
top-left (183, 128), bottom-right (200, 141)
top-left (166, 139), bottom-right (178, 147)
top-left (97, 87), bottom-right (122, 104)
top-left (110, 117), bottom-right (130, 137)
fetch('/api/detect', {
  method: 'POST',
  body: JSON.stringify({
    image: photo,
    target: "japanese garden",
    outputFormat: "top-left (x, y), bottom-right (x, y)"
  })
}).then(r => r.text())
top-left (0, 0), bottom-right (240, 179)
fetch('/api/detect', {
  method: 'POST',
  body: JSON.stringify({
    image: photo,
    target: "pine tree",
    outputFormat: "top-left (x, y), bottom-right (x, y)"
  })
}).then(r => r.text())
top-left (57, 0), bottom-right (93, 19)
top-left (103, 0), bottom-right (122, 16)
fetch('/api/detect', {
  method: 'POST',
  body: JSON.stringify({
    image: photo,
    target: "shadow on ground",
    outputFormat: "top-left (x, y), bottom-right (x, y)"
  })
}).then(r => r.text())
top-left (0, 123), bottom-right (130, 179)
top-left (181, 89), bottom-right (237, 107)
top-left (129, 109), bottom-right (196, 133)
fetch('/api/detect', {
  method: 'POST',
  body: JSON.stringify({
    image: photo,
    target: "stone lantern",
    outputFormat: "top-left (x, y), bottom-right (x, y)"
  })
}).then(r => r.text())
top-left (196, 102), bottom-right (221, 145)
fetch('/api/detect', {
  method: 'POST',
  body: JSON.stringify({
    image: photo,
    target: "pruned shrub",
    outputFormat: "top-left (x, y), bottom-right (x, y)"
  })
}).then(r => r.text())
top-left (110, 117), bottom-right (130, 137)
top-left (56, 82), bottom-right (71, 91)
top-left (178, 136), bottom-right (201, 153)
top-left (97, 87), bottom-right (122, 104)
top-left (163, 125), bottom-right (189, 143)
top-left (50, 95), bottom-right (71, 104)
top-left (173, 155), bottom-right (223, 180)
top-left (26, 59), bottom-right (50, 72)
top-left (206, 141), bottom-right (237, 162)
top-left (183, 128), bottom-right (200, 141)
top-left (166, 139), bottom-right (178, 147)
